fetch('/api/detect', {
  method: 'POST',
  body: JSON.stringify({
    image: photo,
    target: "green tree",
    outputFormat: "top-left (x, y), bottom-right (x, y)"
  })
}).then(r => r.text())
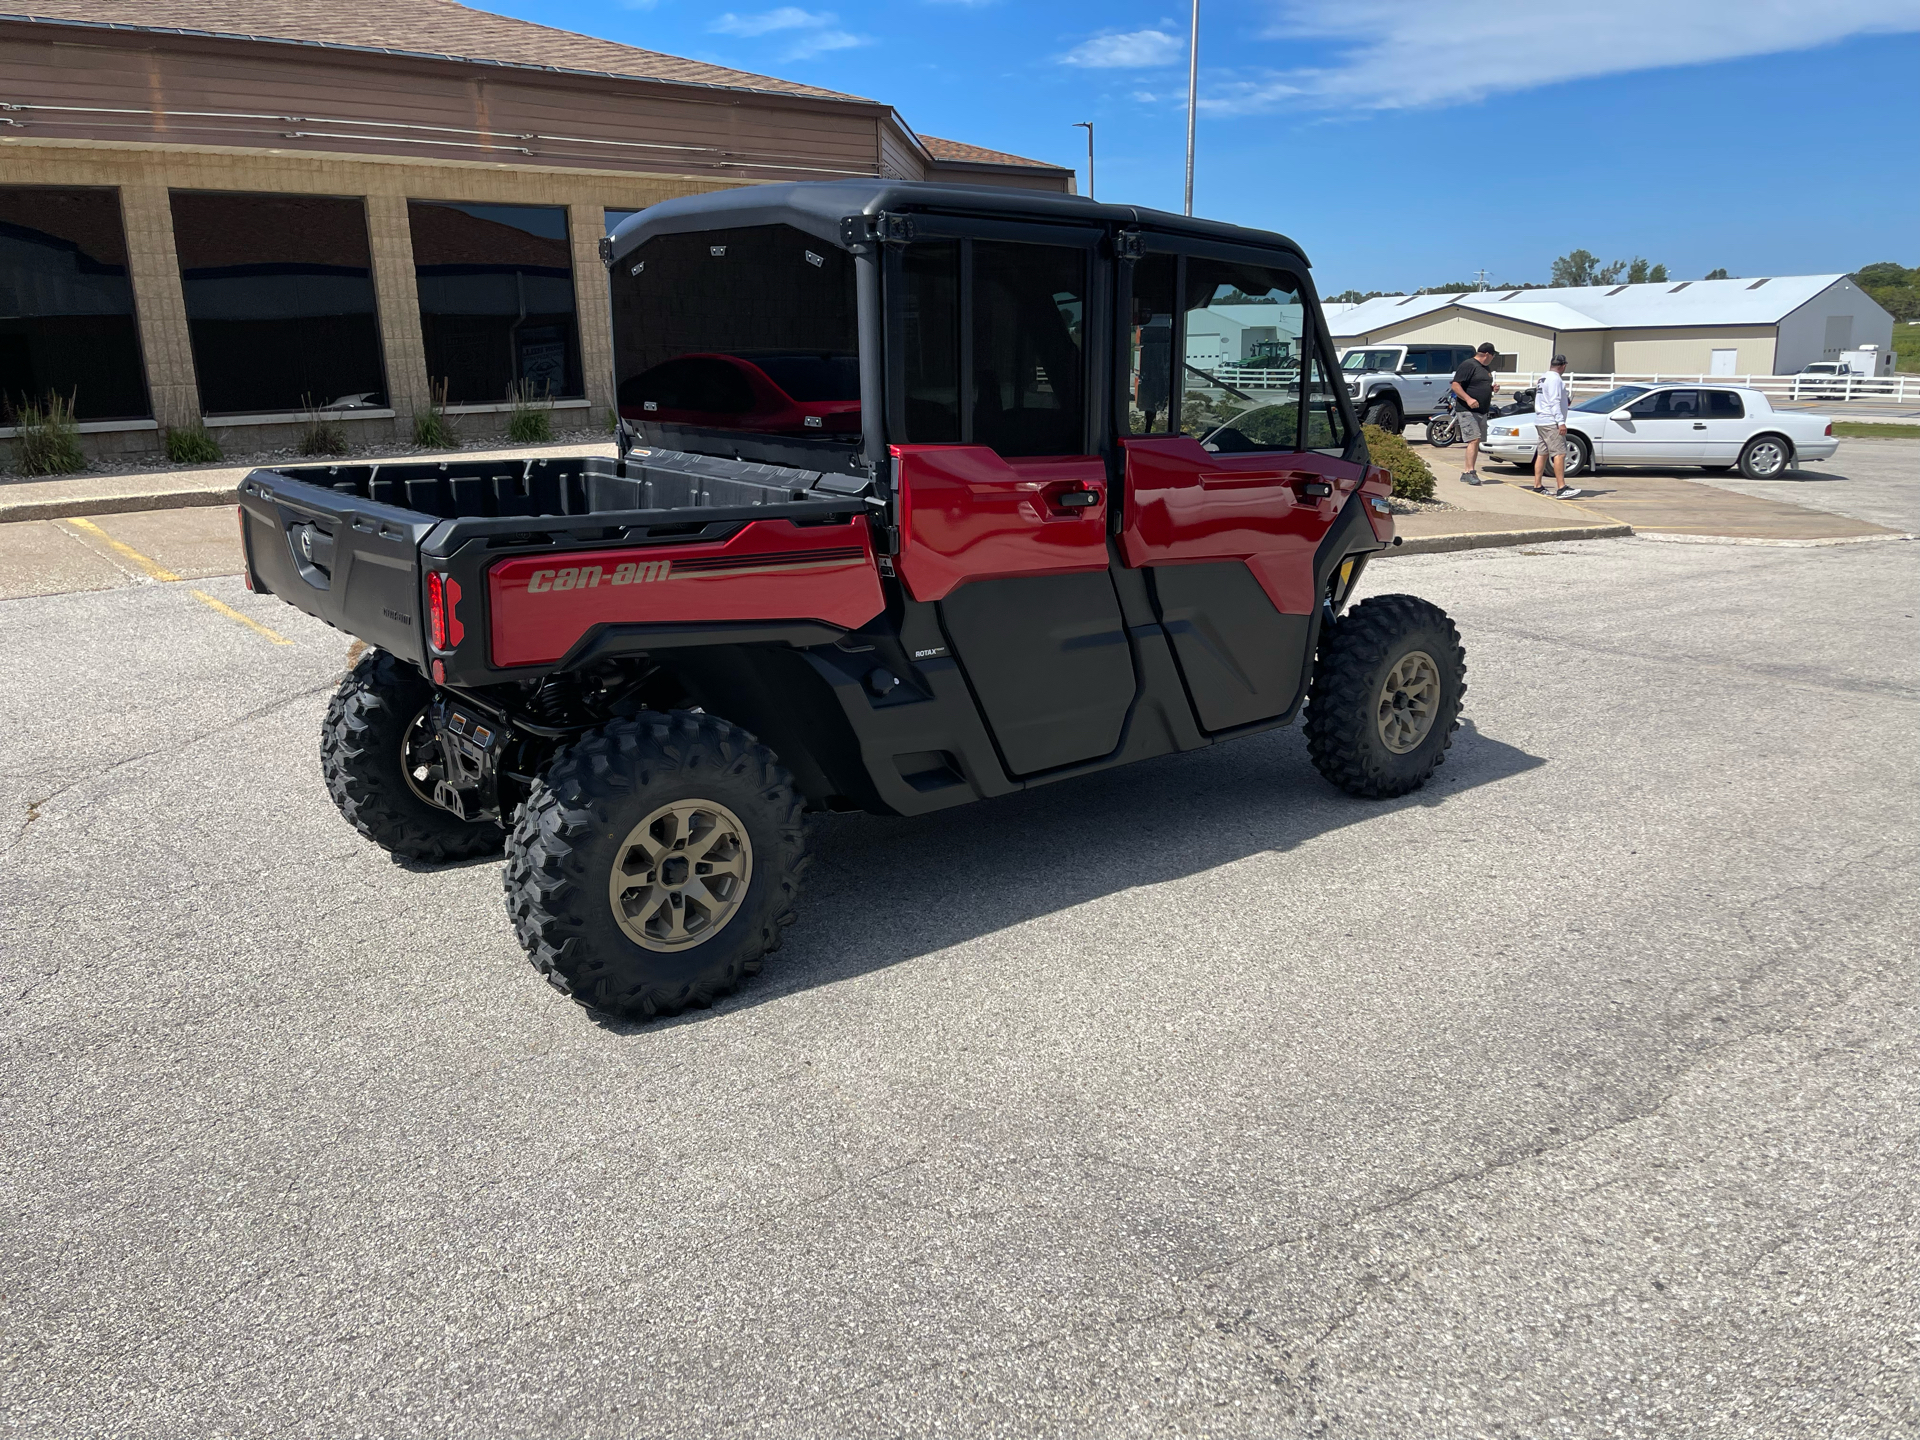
top-left (1551, 249), bottom-right (1600, 286)
top-left (1625, 257), bottom-right (1671, 284)
top-left (1327, 289), bottom-right (1389, 304)
top-left (1649, 263), bottom-right (1669, 282)
top-left (1704, 267), bottom-right (1730, 280)
top-left (1852, 262), bottom-right (1919, 322)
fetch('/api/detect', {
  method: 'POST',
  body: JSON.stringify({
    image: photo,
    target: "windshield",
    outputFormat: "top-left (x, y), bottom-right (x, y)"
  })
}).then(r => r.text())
top-left (1574, 384), bottom-right (1649, 414)
top-left (610, 224), bottom-right (859, 442)
top-left (1341, 349), bottom-right (1398, 373)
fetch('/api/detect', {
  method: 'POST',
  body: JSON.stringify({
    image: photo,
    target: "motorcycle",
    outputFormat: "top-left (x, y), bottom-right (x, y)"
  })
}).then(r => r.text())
top-left (1425, 384), bottom-right (1538, 448)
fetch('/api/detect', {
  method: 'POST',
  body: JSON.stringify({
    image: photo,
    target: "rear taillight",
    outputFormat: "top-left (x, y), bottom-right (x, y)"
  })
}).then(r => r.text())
top-left (1825, 422), bottom-right (1834, 436)
top-left (427, 571), bottom-right (447, 649)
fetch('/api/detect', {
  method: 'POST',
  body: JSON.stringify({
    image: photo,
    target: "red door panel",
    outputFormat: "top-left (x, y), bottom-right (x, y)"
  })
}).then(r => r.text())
top-left (893, 445), bottom-right (1108, 603)
top-left (1119, 436), bottom-right (1366, 614)
top-left (486, 517), bottom-right (883, 669)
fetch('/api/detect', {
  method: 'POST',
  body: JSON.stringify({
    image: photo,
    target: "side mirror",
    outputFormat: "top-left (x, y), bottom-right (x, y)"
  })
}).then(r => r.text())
top-left (1609, 408), bottom-right (1633, 421)
top-left (1399, 363), bottom-right (1419, 374)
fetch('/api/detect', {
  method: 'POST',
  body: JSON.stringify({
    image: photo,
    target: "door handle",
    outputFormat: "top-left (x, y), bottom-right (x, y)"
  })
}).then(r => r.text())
top-left (1692, 422), bottom-right (1707, 429)
top-left (1054, 487), bottom-right (1100, 508)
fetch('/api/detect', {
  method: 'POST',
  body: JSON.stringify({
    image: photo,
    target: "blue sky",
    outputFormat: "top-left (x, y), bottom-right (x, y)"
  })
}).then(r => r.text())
top-left (493, 0), bottom-right (1920, 294)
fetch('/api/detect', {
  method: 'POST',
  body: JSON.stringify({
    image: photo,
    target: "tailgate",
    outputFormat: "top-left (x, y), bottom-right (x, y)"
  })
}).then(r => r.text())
top-left (237, 469), bottom-right (437, 662)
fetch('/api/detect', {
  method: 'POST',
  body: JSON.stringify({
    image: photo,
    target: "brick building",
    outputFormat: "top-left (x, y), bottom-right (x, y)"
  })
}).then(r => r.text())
top-left (0, 0), bottom-right (1072, 456)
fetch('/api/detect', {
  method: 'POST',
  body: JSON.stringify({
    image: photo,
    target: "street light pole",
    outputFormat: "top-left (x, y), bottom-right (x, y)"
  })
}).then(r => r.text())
top-left (1073, 121), bottom-right (1094, 201)
top-left (1184, 0), bottom-right (1199, 215)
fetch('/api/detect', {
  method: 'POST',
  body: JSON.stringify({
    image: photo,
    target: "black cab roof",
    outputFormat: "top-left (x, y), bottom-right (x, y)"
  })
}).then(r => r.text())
top-left (607, 179), bottom-right (1309, 268)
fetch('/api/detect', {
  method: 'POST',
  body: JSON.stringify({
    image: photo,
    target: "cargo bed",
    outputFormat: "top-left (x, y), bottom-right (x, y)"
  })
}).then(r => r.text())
top-left (237, 450), bottom-right (877, 675)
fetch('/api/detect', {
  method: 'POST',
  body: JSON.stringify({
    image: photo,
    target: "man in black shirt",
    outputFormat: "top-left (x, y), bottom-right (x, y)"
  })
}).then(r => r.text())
top-left (1450, 342), bottom-right (1501, 483)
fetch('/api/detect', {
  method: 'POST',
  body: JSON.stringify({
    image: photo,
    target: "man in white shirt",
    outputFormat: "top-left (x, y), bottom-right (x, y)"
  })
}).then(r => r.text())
top-left (1531, 354), bottom-right (1585, 499)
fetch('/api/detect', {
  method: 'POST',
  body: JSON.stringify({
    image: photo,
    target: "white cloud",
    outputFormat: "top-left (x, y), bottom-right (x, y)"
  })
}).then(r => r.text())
top-left (1061, 29), bottom-right (1185, 68)
top-left (710, 7), bottom-right (833, 37)
top-left (708, 6), bottom-right (871, 58)
top-left (1208, 0), bottom-right (1920, 113)
top-left (784, 28), bottom-right (869, 58)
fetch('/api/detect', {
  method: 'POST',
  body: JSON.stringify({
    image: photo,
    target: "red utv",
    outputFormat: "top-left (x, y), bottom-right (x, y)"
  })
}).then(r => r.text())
top-left (238, 181), bottom-right (1464, 1021)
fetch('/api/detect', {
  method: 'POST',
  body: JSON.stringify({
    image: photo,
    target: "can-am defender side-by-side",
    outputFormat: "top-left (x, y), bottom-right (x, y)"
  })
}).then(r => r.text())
top-left (238, 182), bottom-right (1467, 1020)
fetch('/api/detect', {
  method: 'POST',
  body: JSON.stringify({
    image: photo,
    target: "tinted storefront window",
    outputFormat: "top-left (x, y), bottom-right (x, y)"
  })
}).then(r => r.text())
top-left (410, 202), bottom-right (582, 404)
top-left (0, 187), bottom-right (149, 420)
top-left (170, 191), bottom-right (386, 415)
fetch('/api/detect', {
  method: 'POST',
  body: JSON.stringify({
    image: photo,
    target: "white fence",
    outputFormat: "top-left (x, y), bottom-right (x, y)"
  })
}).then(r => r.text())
top-left (1502, 370), bottom-right (1920, 406)
top-left (1197, 366), bottom-right (1918, 405)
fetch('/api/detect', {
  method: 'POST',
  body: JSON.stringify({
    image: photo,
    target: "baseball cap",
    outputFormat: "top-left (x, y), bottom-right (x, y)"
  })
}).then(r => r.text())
top-left (1550, 353), bottom-right (1568, 365)
top-left (1475, 341), bottom-right (1496, 356)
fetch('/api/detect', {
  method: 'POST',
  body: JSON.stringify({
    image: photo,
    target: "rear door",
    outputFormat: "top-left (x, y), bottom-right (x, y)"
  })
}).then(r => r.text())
top-left (1117, 245), bottom-right (1360, 732)
top-left (1698, 389), bottom-right (1747, 462)
top-left (889, 224), bottom-right (1136, 777)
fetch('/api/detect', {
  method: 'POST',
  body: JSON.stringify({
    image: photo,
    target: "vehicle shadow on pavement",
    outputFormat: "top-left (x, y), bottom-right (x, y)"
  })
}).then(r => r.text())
top-left (593, 719), bottom-right (1544, 1033)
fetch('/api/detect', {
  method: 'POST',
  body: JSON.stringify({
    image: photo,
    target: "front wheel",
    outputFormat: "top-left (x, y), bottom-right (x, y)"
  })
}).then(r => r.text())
top-left (1426, 416), bottom-right (1456, 448)
top-left (503, 712), bottom-right (810, 1020)
top-left (1362, 396), bottom-right (1404, 434)
top-left (1305, 595), bottom-right (1466, 799)
top-left (1563, 431), bottom-right (1593, 478)
top-left (1739, 434), bottom-right (1792, 480)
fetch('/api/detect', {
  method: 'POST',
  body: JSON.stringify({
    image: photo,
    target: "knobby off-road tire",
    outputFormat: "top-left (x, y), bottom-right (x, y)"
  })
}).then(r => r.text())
top-left (321, 648), bottom-right (506, 861)
top-left (1362, 395), bottom-right (1404, 434)
top-left (1305, 594), bottom-right (1467, 799)
top-left (503, 712), bottom-right (810, 1020)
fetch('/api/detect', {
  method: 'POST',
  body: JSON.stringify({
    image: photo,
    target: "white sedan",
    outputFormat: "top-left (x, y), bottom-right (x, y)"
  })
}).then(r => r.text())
top-left (1480, 385), bottom-right (1839, 480)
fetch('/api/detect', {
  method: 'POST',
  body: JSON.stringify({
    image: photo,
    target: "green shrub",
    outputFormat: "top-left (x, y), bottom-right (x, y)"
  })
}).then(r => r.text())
top-left (414, 379), bottom-right (459, 449)
top-left (163, 424), bottom-right (224, 464)
top-left (6, 391), bottom-right (87, 475)
top-left (506, 381), bottom-right (553, 444)
top-left (1362, 423), bottom-right (1436, 502)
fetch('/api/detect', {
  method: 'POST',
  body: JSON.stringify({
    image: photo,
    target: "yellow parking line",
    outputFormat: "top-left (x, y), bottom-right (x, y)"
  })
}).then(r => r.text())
top-left (190, 589), bottom-right (291, 646)
top-left (61, 517), bottom-right (181, 583)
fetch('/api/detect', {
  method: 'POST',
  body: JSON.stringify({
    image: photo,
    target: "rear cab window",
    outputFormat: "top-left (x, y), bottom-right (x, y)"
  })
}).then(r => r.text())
top-left (611, 224), bottom-right (861, 445)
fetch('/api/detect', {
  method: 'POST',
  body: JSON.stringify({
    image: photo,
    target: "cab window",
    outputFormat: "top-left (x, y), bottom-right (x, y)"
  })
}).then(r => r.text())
top-left (1704, 390), bottom-right (1744, 418)
top-left (1628, 389), bottom-right (1702, 418)
top-left (1127, 251), bottom-right (1177, 434)
top-left (1303, 345), bottom-right (1352, 454)
top-left (1180, 258), bottom-right (1304, 452)
top-left (972, 240), bottom-right (1086, 457)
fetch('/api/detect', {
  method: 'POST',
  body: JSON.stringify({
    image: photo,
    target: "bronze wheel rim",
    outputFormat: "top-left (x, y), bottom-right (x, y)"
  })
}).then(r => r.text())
top-left (608, 799), bottom-right (753, 952)
top-left (1377, 650), bottom-right (1440, 754)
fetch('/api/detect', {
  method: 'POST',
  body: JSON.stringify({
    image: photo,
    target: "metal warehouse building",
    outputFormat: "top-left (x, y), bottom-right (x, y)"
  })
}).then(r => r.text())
top-left (1328, 275), bottom-right (1894, 379)
top-left (0, 0), bottom-right (1071, 457)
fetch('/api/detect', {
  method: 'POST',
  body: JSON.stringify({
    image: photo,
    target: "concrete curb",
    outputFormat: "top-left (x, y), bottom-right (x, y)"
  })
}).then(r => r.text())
top-left (0, 483), bottom-right (239, 524)
top-left (1631, 529), bottom-right (1916, 548)
top-left (1386, 523), bottom-right (1634, 556)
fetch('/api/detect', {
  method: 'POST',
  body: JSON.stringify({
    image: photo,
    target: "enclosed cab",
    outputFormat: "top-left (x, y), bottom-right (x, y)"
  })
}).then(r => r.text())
top-left (241, 181), bottom-right (1463, 1022)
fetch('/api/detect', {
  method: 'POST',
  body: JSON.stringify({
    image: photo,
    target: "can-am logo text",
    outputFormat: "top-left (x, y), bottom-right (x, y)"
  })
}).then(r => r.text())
top-left (527, 560), bottom-right (671, 593)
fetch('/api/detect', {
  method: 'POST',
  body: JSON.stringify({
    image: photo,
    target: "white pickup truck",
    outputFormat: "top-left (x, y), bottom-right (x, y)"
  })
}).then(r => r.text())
top-left (1339, 344), bottom-right (1482, 433)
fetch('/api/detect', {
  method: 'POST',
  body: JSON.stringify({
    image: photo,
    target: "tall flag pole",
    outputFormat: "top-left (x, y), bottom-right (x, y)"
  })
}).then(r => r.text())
top-left (1184, 1), bottom-right (1199, 215)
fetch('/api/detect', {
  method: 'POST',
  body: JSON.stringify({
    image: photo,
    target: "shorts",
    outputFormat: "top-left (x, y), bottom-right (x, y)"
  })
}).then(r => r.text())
top-left (1534, 425), bottom-right (1567, 457)
top-left (1454, 409), bottom-right (1485, 441)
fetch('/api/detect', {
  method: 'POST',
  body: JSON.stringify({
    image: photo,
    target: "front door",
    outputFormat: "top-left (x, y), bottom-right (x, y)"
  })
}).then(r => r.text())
top-left (891, 230), bottom-right (1136, 777)
top-left (1597, 387), bottom-right (1707, 464)
top-left (1697, 388), bottom-right (1748, 462)
top-left (1119, 247), bottom-right (1358, 731)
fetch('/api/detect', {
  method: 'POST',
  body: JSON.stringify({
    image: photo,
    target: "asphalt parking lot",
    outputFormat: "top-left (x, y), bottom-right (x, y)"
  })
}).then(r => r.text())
top-left (2, 494), bottom-right (1916, 1433)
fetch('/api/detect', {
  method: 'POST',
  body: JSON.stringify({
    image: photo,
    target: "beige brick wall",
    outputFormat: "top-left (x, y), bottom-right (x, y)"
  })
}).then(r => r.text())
top-left (1, 138), bottom-right (735, 444)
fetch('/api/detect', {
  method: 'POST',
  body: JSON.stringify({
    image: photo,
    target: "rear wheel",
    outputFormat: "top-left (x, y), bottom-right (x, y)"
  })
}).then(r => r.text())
top-left (1305, 595), bottom-right (1466, 799)
top-left (503, 712), bottom-right (810, 1020)
top-left (321, 649), bottom-right (505, 861)
top-left (1362, 395), bottom-right (1404, 434)
top-left (1563, 431), bottom-right (1593, 478)
top-left (1739, 434), bottom-right (1792, 479)
top-left (1426, 415), bottom-right (1456, 448)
